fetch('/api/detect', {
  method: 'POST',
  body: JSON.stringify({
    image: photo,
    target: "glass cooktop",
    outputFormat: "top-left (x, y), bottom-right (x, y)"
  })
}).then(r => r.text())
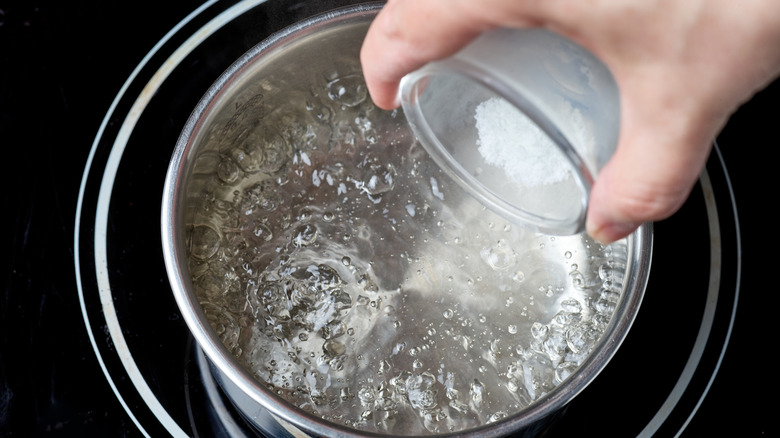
top-left (2, 1), bottom-right (774, 437)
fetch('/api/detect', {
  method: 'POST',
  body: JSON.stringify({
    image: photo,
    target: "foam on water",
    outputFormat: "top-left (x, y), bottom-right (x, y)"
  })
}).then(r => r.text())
top-left (183, 73), bottom-right (629, 435)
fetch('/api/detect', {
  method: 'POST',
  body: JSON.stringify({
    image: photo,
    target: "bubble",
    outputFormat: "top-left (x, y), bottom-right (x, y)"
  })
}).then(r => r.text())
top-left (560, 298), bottom-right (582, 314)
top-left (243, 181), bottom-right (281, 213)
top-left (522, 352), bottom-right (555, 400)
top-left (555, 361), bottom-right (578, 383)
top-left (409, 387), bottom-right (437, 411)
top-left (322, 321), bottom-right (347, 340)
top-left (217, 157), bottom-right (240, 184)
top-left (253, 223), bottom-right (273, 241)
top-left (328, 75), bottom-right (367, 107)
top-left (487, 411), bottom-right (507, 424)
top-left (306, 98), bottom-right (333, 122)
top-left (359, 164), bottom-right (396, 195)
top-left (189, 225), bottom-right (220, 261)
top-left (566, 323), bottom-right (598, 354)
top-left (569, 270), bottom-right (585, 290)
top-left (530, 322), bottom-right (548, 340)
top-left (230, 140), bottom-right (264, 174)
top-left (323, 339), bottom-right (346, 357)
top-left (470, 379), bottom-right (485, 408)
top-left (292, 224), bottom-right (318, 247)
top-left (481, 239), bottom-right (518, 270)
top-left (260, 133), bottom-right (291, 174)
top-left (358, 386), bottom-right (376, 405)
top-left (508, 325), bottom-right (518, 334)
top-left (405, 372), bottom-right (437, 411)
top-left (443, 309), bottom-right (454, 319)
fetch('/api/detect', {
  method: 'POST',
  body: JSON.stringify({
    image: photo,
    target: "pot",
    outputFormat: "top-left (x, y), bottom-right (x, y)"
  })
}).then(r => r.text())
top-left (162, 3), bottom-right (652, 437)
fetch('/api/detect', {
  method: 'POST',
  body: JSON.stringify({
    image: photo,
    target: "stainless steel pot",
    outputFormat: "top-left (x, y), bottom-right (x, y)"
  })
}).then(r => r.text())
top-left (162, 3), bottom-right (652, 437)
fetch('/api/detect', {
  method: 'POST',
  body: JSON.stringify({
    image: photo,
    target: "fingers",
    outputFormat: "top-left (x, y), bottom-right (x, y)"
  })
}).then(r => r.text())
top-left (585, 101), bottom-right (721, 243)
top-left (585, 151), bottom-right (701, 244)
top-left (360, 0), bottom-right (482, 109)
top-left (360, 0), bottom-right (541, 109)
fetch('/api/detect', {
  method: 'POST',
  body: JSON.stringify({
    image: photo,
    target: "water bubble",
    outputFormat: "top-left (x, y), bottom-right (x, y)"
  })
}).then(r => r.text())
top-left (189, 225), bottom-right (220, 261)
top-left (555, 361), bottom-right (578, 383)
top-left (261, 134), bottom-right (291, 174)
top-left (322, 321), bottom-right (347, 340)
top-left (470, 379), bottom-right (485, 408)
top-left (481, 239), bottom-right (517, 271)
top-left (217, 157), bottom-right (240, 184)
top-left (566, 323), bottom-right (597, 354)
top-left (323, 339), bottom-right (346, 357)
top-left (443, 309), bottom-right (454, 319)
top-left (230, 141), bottom-right (264, 174)
top-left (560, 298), bottom-right (582, 314)
top-left (253, 223), bottom-right (273, 241)
top-left (306, 98), bottom-right (333, 122)
top-left (328, 75), bottom-right (367, 107)
top-left (358, 386), bottom-right (376, 405)
top-left (569, 270), bottom-right (585, 290)
top-left (359, 164), bottom-right (396, 195)
top-left (522, 352), bottom-right (555, 400)
top-left (292, 224), bottom-right (318, 247)
top-left (405, 372), bottom-right (437, 411)
top-left (508, 325), bottom-right (518, 334)
top-left (530, 322), bottom-right (548, 340)
top-left (487, 411), bottom-right (507, 424)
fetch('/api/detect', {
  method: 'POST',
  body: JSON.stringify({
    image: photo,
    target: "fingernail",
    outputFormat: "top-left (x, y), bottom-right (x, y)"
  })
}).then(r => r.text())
top-left (587, 221), bottom-right (641, 244)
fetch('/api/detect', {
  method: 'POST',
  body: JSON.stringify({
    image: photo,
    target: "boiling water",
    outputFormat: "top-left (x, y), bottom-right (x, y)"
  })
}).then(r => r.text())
top-left (184, 73), bottom-right (629, 435)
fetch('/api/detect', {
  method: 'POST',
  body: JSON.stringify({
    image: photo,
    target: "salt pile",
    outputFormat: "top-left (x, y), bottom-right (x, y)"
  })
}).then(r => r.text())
top-left (474, 97), bottom-right (570, 187)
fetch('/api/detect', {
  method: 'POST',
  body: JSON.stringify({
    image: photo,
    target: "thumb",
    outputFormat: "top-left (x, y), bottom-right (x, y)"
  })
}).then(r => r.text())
top-left (585, 117), bottom-right (716, 244)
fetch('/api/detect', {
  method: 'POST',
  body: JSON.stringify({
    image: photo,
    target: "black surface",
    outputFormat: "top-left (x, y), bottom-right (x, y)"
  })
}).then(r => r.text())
top-left (1, 1), bottom-right (777, 437)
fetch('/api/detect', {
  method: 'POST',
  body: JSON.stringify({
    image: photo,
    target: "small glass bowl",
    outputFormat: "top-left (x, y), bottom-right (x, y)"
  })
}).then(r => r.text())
top-left (399, 28), bottom-right (620, 235)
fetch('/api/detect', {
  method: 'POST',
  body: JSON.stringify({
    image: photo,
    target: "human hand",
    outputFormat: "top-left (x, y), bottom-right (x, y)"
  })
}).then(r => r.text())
top-left (360, 0), bottom-right (780, 243)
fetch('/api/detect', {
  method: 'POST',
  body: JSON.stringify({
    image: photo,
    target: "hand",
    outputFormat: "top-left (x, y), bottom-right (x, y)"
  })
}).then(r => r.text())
top-left (361, 0), bottom-right (780, 243)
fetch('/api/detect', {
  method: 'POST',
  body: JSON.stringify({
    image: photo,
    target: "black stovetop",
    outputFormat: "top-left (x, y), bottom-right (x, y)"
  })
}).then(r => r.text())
top-left (1, 1), bottom-right (776, 437)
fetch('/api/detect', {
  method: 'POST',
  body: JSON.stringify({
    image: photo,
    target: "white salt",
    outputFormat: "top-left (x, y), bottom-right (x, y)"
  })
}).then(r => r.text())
top-left (474, 97), bottom-right (570, 187)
